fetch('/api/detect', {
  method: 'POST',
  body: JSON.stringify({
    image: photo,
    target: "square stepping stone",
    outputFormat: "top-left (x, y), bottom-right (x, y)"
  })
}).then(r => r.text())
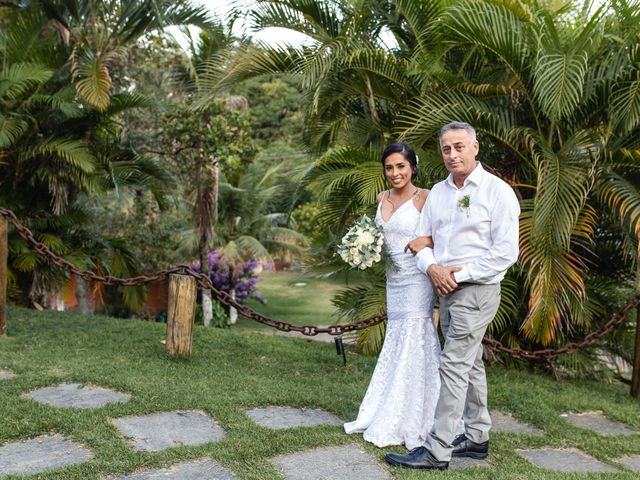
top-left (246, 407), bottom-right (341, 430)
top-left (113, 411), bottom-right (225, 452)
top-left (491, 410), bottom-right (543, 434)
top-left (110, 458), bottom-right (238, 479)
top-left (0, 434), bottom-right (92, 477)
top-left (25, 383), bottom-right (130, 409)
top-left (0, 369), bottom-right (14, 380)
top-left (517, 448), bottom-right (618, 472)
top-left (561, 411), bottom-right (639, 435)
top-left (450, 456), bottom-right (490, 469)
top-left (618, 454), bottom-right (640, 472)
top-left (271, 445), bottom-right (391, 480)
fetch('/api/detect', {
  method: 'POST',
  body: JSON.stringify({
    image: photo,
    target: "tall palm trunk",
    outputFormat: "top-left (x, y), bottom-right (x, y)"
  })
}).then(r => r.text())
top-left (75, 277), bottom-right (93, 314)
top-left (228, 264), bottom-right (238, 325)
top-left (198, 160), bottom-right (219, 327)
top-left (200, 233), bottom-right (213, 327)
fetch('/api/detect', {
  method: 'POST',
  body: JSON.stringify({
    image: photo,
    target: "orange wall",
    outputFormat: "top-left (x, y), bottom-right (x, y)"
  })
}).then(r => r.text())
top-left (62, 275), bottom-right (169, 316)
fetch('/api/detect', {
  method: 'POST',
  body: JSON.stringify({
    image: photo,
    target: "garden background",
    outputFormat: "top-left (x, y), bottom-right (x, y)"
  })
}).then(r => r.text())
top-left (1, 0), bottom-right (640, 478)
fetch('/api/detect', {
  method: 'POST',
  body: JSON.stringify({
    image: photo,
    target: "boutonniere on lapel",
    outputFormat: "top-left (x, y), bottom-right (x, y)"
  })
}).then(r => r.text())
top-left (458, 195), bottom-right (471, 218)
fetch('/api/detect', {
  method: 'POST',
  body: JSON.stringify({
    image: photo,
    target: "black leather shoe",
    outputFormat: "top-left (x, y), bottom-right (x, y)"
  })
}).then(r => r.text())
top-left (385, 446), bottom-right (449, 470)
top-left (451, 434), bottom-right (489, 459)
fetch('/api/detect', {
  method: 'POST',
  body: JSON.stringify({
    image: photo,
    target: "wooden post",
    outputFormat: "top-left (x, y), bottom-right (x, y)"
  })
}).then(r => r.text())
top-left (631, 305), bottom-right (640, 399)
top-left (0, 216), bottom-right (7, 336)
top-left (165, 274), bottom-right (196, 356)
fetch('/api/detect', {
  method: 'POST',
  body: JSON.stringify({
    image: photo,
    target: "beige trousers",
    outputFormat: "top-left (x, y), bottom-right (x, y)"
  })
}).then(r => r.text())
top-left (426, 283), bottom-right (501, 461)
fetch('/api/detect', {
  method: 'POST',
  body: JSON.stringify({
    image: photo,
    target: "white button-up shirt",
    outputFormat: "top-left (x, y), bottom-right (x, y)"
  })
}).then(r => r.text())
top-left (416, 162), bottom-right (520, 284)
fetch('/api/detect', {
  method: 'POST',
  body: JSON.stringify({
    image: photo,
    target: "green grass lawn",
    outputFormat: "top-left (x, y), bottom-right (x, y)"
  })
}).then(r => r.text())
top-left (1, 305), bottom-right (640, 479)
top-left (238, 270), bottom-right (353, 329)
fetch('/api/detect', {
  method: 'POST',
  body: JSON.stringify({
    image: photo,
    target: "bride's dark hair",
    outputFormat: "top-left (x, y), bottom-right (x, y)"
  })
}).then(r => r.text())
top-left (381, 142), bottom-right (419, 181)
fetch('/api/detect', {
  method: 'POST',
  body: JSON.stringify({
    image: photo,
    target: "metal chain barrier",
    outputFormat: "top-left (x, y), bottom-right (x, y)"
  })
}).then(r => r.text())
top-left (0, 207), bottom-right (386, 336)
top-left (1, 207), bottom-right (638, 358)
top-left (483, 291), bottom-right (639, 361)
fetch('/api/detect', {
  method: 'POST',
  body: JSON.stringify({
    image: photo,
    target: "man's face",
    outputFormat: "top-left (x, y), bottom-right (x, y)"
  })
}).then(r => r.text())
top-left (440, 128), bottom-right (479, 182)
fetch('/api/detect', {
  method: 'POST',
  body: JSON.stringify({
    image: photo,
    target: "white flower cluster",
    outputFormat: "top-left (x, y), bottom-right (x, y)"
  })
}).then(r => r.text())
top-left (337, 214), bottom-right (385, 270)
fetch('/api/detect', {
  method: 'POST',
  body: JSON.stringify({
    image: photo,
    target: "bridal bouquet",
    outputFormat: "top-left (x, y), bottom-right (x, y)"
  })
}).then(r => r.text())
top-left (337, 215), bottom-right (385, 270)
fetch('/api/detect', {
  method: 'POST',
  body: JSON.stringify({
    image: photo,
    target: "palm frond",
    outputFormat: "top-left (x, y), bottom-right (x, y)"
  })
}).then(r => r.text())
top-left (227, 236), bottom-right (273, 263)
top-left (392, 0), bottom-right (444, 49)
top-left (609, 75), bottom-right (640, 136)
top-left (332, 276), bottom-right (387, 355)
top-left (0, 62), bottom-right (53, 100)
top-left (595, 167), bottom-right (640, 237)
top-left (0, 115), bottom-right (28, 148)
top-left (532, 49), bottom-right (588, 123)
top-left (245, 0), bottom-right (343, 42)
top-left (439, 0), bottom-right (532, 86)
top-left (20, 137), bottom-right (96, 173)
top-left (71, 47), bottom-right (127, 111)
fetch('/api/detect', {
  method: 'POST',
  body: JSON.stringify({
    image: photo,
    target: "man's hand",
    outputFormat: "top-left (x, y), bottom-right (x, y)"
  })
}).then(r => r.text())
top-left (404, 236), bottom-right (434, 256)
top-left (427, 264), bottom-right (462, 296)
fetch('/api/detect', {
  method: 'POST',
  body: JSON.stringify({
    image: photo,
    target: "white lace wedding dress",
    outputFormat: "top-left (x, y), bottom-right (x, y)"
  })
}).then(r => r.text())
top-left (344, 198), bottom-right (442, 449)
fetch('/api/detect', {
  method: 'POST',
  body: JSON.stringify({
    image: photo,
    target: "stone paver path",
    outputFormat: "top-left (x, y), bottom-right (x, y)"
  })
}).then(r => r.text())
top-left (272, 445), bottom-right (391, 480)
top-left (25, 383), bottom-right (130, 409)
top-left (0, 369), bottom-right (14, 380)
top-left (618, 454), bottom-right (640, 472)
top-left (561, 411), bottom-right (639, 435)
top-left (518, 448), bottom-right (618, 472)
top-left (110, 458), bottom-right (238, 479)
top-left (491, 410), bottom-right (543, 434)
top-left (449, 457), bottom-right (490, 469)
top-left (246, 407), bottom-right (341, 429)
top-left (0, 435), bottom-right (92, 478)
top-left (113, 410), bottom-right (225, 452)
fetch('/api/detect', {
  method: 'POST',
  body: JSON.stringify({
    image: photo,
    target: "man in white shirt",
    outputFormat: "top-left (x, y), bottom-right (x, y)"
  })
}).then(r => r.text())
top-left (385, 121), bottom-right (520, 470)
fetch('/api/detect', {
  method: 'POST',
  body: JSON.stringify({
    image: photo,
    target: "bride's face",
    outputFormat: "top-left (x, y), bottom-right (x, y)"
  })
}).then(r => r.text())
top-left (384, 153), bottom-right (413, 190)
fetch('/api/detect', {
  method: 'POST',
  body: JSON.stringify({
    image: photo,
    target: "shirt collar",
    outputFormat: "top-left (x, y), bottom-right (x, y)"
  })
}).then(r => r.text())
top-left (446, 162), bottom-right (484, 189)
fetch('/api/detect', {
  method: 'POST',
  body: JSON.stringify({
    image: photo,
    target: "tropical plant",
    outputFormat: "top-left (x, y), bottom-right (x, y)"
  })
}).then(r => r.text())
top-left (32, 0), bottom-right (215, 110)
top-left (0, 1), bottom-right (205, 307)
top-left (162, 96), bottom-right (258, 324)
top-left (397, 0), bottom-right (640, 347)
top-left (202, 0), bottom-right (640, 362)
top-left (202, 0), bottom-right (426, 149)
top-left (215, 163), bottom-right (309, 260)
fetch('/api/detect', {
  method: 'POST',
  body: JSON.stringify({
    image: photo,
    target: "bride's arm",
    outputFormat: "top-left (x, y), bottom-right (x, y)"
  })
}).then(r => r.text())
top-left (405, 189), bottom-right (433, 255)
top-left (404, 236), bottom-right (433, 255)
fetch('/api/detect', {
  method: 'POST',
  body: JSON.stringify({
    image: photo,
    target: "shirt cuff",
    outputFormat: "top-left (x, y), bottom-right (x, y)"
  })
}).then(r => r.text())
top-left (453, 266), bottom-right (471, 283)
top-left (416, 248), bottom-right (437, 274)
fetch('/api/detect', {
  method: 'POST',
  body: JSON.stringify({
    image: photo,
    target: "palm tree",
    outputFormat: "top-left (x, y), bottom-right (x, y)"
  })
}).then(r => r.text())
top-left (397, 0), bottom-right (640, 346)
top-left (166, 24), bottom-right (251, 326)
top-left (29, 0), bottom-right (215, 110)
top-left (174, 161), bottom-right (309, 323)
top-left (200, 0), bottom-right (452, 348)
top-left (215, 162), bottom-right (309, 322)
top-left (200, 0), bottom-right (427, 149)
top-left (206, 0), bottom-right (640, 357)
top-left (0, 2), bottom-right (187, 306)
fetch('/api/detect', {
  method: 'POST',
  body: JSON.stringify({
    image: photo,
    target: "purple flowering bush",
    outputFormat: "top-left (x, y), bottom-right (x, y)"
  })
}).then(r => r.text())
top-left (197, 250), bottom-right (266, 305)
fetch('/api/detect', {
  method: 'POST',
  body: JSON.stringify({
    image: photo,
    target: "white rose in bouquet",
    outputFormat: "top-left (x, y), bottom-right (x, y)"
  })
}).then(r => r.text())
top-left (336, 214), bottom-right (392, 271)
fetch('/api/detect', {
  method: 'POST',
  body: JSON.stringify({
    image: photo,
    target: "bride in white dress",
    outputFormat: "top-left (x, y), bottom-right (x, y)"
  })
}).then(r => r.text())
top-left (344, 142), bottom-right (442, 450)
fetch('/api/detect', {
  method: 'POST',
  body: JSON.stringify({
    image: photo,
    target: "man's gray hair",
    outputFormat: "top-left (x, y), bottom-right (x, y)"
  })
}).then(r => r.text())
top-left (439, 121), bottom-right (477, 142)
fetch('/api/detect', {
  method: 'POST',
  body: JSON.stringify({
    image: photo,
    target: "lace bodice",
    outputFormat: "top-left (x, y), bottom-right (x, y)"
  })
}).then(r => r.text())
top-left (375, 196), bottom-right (422, 254)
top-left (375, 197), bottom-right (435, 319)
